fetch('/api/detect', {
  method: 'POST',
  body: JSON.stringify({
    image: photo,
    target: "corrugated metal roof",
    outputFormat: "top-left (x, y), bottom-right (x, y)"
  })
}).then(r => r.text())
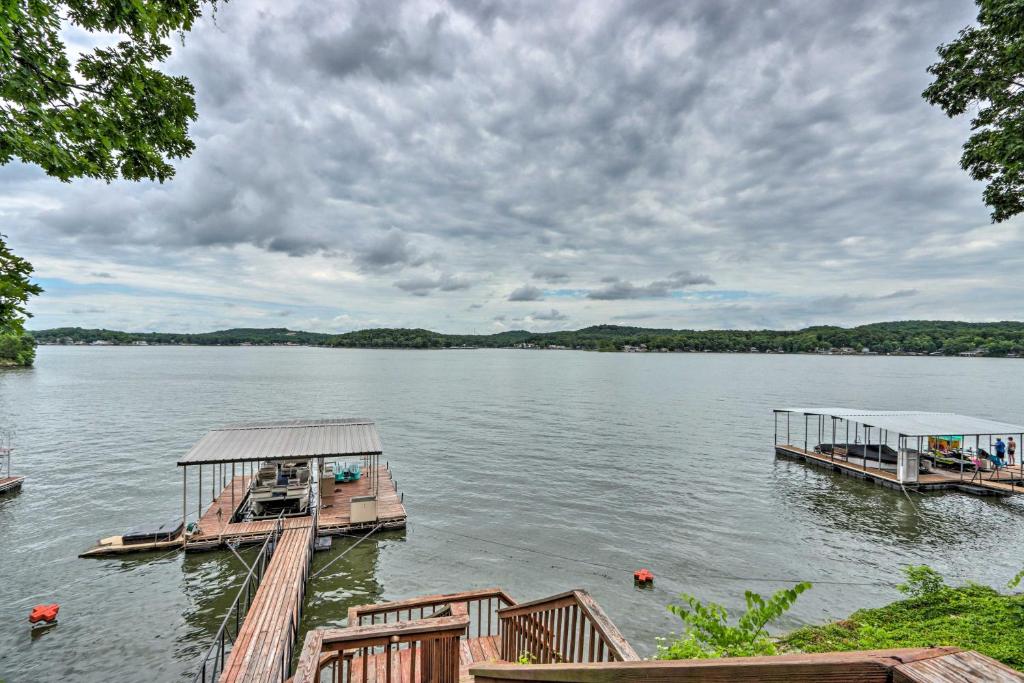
top-left (177, 418), bottom-right (382, 465)
top-left (775, 407), bottom-right (1024, 437)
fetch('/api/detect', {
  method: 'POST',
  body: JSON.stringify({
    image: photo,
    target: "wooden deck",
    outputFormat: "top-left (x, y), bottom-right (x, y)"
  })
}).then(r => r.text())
top-left (345, 635), bottom-right (502, 683)
top-left (187, 466), bottom-right (406, 550)
top-left (319, 466), bottom-right (407, 535)
top-left (776, 444), bottom-right (1024, 496)
top-left (221, 523), bottom-right (315, 683)
top-left (0, 475), bottom-right (24, 494)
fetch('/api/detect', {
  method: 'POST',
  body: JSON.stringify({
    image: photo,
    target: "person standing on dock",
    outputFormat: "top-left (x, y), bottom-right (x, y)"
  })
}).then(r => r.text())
top-left (1008, 437), bottom-right (1016, 466)
top-left (994, 438), bottom-right (1007, 467)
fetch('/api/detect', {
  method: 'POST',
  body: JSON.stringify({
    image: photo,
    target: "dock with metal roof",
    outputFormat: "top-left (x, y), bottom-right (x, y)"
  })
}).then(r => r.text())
top-left (178, 418), bottom-right (406, 550)
top-left (181, 418), bottom-right (407, 683)
top-left (774, 408), bottom-right (1024, 496)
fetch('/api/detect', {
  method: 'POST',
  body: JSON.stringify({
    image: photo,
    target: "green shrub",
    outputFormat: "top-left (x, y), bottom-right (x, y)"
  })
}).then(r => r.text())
top-left (0, 332), bottom-right (35, 366)
top-left (657, 583), bottom-right (811, 659)
top-left (897, 564), bottom-right (946, 598)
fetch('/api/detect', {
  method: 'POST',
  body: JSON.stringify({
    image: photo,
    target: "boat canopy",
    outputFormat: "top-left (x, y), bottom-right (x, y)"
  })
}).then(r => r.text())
top-left (775, 407), bottom-right (1024, 437)
top-left (177, 418), bottom-right (382, 466)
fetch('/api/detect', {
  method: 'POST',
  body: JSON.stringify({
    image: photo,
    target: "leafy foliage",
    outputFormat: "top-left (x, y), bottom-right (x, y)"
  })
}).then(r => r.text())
top-left (0, 330), bottom-right (35, 366)
top-left (780, 570), bottom-right (1024, 671)
top-left (897, 565), bottom-right (947, 599)
top-left (0, 0), bottom-right (217, 182)
top-left (0, 234), bottom-right (41, 366)
top-left (657, 583), bottom-right (811, 659)
top-left (923, 0), bottom-right (1024, 222)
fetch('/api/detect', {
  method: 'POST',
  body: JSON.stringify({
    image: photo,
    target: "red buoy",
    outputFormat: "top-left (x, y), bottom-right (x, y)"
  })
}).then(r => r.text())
top-left (633, 568), bottom-right (654, 585)
top-left (29, 604), bottom-right (59, 624)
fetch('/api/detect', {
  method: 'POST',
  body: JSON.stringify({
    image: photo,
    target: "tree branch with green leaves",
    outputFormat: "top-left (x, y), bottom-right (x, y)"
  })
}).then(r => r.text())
top-left (923, 0), bottom-right (1024, 223)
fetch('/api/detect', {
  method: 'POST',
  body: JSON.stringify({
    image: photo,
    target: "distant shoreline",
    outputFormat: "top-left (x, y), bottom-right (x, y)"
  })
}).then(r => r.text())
top-left (28, 321), bottom-right (1024, 358)
top-left (32, 341), bottom-right (1021, 359)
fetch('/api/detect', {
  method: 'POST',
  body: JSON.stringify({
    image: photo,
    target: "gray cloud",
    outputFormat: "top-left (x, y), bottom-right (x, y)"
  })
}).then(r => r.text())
top-left (354, 229), bottom-right (428, 272)
top-left (532, 266), bottom-right (571, 283)
top-left (531, 309), bottom-right (568, 321)
top-left (508, 285), bottom-right (544, 301)
top-left (89, 271), bottom-right (114, 279)
top-left (877, 289), bottom-right (919, 300)
top-left (394, 272), bottom-right (472, 296)
top-left (5, 0), bottom-right (1019, 333)
top-left (587, 271), bottom-right (714, 300)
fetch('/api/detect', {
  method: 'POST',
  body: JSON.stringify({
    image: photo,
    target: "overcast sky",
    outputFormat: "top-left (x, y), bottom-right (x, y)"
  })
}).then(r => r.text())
top-left (3, 0), bottom-right (1020, 334)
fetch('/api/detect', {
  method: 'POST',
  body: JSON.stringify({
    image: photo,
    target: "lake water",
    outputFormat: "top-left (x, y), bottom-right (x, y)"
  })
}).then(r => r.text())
top-left (1, 347), bottom-right (1022, 681)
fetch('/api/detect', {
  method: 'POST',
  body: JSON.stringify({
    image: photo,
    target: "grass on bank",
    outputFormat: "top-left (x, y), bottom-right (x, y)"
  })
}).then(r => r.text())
top-left (778, 578), bottom-right (1024, 670)
top-left (657, 566), bottom-right (1024, 671)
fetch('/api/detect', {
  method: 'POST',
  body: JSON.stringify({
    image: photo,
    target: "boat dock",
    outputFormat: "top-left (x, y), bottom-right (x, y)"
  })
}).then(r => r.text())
top-left (179, 419), bottom-right (407, 552)
top-left (179, 418), bottom-right (407, 682)
top-left (0, 475), bottom-right (24, 494)
top-left (774, 408), bottom-right (1024, 497)
top-left (0, 432), bottom-right (23, 495)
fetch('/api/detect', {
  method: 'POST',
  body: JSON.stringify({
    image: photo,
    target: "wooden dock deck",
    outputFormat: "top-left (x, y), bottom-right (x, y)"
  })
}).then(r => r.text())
top-left (220, 523), bottom-right (315, 683)
top-left (0, 475), bottom-right (24, 494)
top-left (776, 444), bottom-right (1024, 496)
top-left (188, 466), bottom-right (406, 551)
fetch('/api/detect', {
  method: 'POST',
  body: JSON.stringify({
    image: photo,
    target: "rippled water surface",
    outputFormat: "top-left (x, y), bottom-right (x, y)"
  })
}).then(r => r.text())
top-left (1, 347), bottom-right (1023, 681)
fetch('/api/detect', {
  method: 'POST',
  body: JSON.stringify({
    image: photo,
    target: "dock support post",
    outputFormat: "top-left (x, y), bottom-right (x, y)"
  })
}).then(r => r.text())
top-left (231, 462), bottom-right (235, 518)
top-left (878, 429), bottom-right (884, 470)
top-left (774, 412), bottom-right (777, 445)
top-left (183, 466), bottom-right (187, 528)
top-left (804, 414), bottom-right (808, 453)
top-left (831, 418), bottom-right (836, 462)
top-left (198, 466), bottom-right (203, 520)
top-left (864, 427), bottom-right (870, 471)
top-left (786, 412), bottom-right (790, 444)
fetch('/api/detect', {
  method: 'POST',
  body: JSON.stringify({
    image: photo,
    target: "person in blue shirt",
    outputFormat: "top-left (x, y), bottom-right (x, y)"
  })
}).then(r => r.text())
top-left (993, 438), bottom-right (1007, 467)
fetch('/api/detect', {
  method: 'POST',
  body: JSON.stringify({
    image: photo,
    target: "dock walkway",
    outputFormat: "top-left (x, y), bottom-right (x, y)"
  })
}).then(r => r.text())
top-left (220, 522), bottom-right (315, 683)
top-left (776, 444), bottom-right (1024, 496)
top-left (0, 475), bottom-right (24, 494)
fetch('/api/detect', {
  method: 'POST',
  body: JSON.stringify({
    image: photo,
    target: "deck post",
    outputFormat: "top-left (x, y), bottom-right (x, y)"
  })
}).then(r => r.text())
top-left (804, 414), bottom-right (808, 453)
top-left (864, 427), bottom-right (870, 471)
top-left (831, 418), bottom-right (836, 462)
top-left (198, 465), bottom-right (203, 520)
top-left (232, 462), bottom-right (235, 517)
top-left (183, 466), bottom-right (187, 527)
top-left (786, 412), bottom-right (790, 444)
top-left (773, 412), bottom-right (777, 444)
top-left (878, 429), bottom-right (884, 469)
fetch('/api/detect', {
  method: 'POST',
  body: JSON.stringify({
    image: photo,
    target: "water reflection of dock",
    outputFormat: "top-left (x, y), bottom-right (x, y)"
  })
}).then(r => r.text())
top-left (774, 408), bottom-right (1024, 497)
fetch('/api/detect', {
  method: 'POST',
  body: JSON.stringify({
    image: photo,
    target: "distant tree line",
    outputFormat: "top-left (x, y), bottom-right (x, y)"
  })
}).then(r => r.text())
top-left (31, 327), bottom-right (333, 346)
top-left (30, 321), bottom-right (1024, 357)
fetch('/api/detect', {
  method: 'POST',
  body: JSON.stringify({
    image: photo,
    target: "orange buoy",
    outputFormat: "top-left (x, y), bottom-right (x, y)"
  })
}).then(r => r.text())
top-left (29, 604), bottom-right (59, 624)
top-left (633, 568), bottom-right (654, 585)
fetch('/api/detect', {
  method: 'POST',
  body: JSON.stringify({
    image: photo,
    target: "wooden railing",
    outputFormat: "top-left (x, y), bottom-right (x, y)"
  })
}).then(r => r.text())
top-left (347, 588), bottom-right (516, 640)
top-left (497, 590), bottom-right (639, 664)
top-left (292, 615), bottom-right (469, 683)
top-left (470, 647), bottom-right (1024, 682)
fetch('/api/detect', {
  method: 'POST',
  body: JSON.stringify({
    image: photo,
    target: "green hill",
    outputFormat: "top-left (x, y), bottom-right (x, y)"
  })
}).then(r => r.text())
top-left (27, 321), bottom-right (1024, 356)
